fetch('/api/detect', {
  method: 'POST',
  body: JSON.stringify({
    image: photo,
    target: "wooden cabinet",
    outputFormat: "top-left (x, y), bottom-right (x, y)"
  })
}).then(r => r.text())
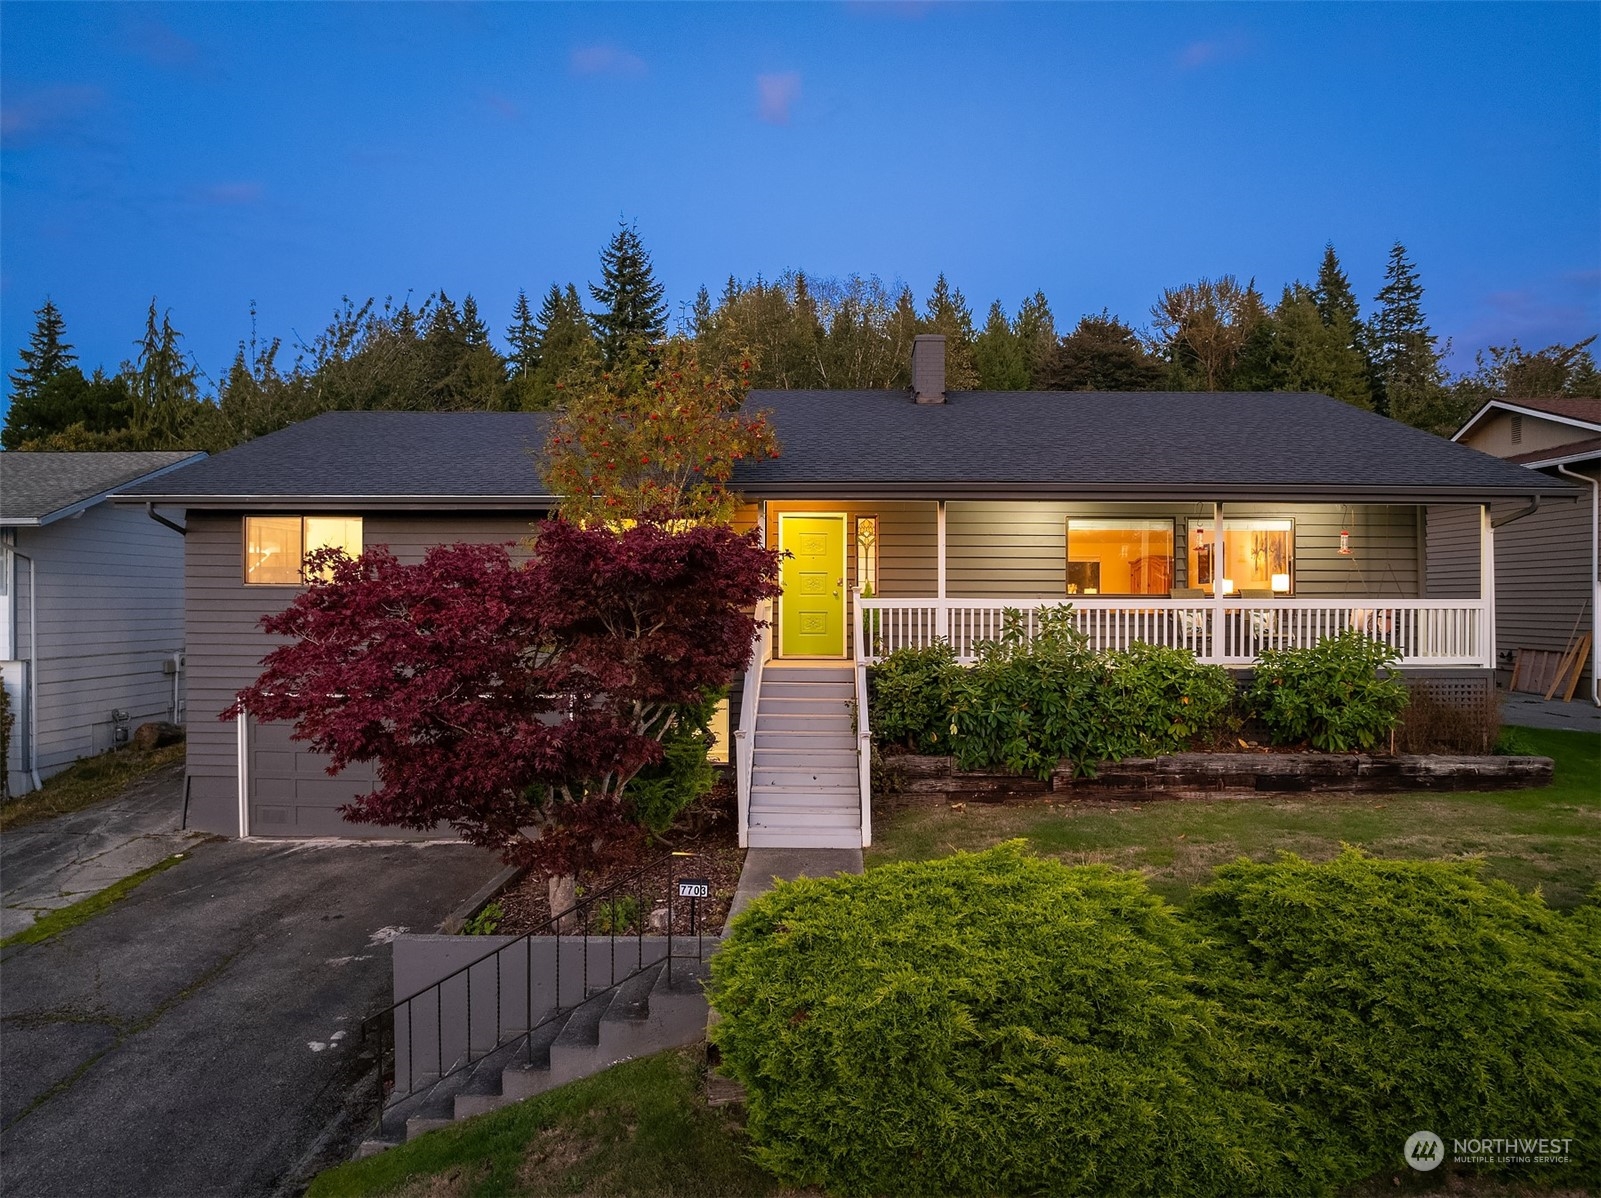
top-left (1129, 555), bottom-right (1174, 595)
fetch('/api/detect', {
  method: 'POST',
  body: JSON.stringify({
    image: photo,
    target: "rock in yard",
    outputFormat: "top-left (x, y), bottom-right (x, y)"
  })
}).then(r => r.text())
top-left (132, 722), bottom-right (185, 750)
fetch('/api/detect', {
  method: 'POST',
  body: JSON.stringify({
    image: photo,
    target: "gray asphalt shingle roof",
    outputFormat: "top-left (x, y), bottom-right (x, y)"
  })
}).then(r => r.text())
top-left (114, 391), bottom-right (1579, 508)
top-left (1, 451), bottom-right (204, 523)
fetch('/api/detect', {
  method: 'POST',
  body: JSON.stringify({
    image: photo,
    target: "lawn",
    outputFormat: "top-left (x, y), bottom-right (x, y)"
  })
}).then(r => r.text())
top-left (867, 727), bottom-right (1601, 909)
top-left (309, 1049), bottom-right (789, 1198)
top-left (0, 742), bottom-right (184, 832)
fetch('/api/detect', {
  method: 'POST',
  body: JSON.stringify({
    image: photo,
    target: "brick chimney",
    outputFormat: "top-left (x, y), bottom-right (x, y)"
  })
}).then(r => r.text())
top-left (911, 334), bottom-right (946, 404)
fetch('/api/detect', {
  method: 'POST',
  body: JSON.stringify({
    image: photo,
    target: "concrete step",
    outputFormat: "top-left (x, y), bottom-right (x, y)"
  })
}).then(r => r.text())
top-left (753, 764), bottom-right (858, 787)
top-left (547, 988), bottom-right (614, 1086)
top-left (757, 713), bottom-right (855, 733)
top-left (764, 666), bottom-right (853, 682)
top-left (760, 680), bottom-right (855, 700)
top-left (597, 959), bottom-right (708, 1061)
top-left (497, 1012), bottom-right (580, 1101)
top-left (750, 807), bottom-right (862, 829)
top-left (752, 748), bottom-right (859, 770)
top-left (748, 826), bottom-right (864, 849)
top-left (449, 1033), bottom-right (546, 1121)
top-left (753, 730), bottom-right (856, 751)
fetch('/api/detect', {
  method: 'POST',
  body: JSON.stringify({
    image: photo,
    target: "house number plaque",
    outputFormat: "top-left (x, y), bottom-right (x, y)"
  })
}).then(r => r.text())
top-left (677, 879), bottom-right (711, 899)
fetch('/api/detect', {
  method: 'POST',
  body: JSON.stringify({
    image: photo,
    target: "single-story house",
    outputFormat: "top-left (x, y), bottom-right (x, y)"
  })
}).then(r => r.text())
top-left (2, 451), bottom-right (203, 795)
top-left (1450, 395), bottom-right (1600, 703)
top-left (114, 337), bottom-right (1579, 848)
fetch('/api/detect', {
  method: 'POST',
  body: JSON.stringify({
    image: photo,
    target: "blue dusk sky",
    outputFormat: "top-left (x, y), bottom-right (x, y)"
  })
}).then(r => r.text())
top-left (2, 1), bottom-right (1597, 403)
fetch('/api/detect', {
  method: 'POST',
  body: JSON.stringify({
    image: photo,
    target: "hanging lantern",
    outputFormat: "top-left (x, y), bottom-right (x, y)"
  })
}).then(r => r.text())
top-left (1338, 529), bottom-right (1352, 555)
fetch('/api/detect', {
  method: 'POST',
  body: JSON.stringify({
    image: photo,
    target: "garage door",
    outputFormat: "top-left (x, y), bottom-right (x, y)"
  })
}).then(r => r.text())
top-left (247, 718), bottom-right (418, 838)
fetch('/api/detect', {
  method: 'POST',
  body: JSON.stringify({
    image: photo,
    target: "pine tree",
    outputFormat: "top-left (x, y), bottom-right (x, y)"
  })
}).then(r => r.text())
top-left (1263, 285), bottom-right (1374, 409)
top-left (972, 300), bottom-right (1029, 389)
top-left (8, 298), bottom-right (77, 406)
top-left (1038, 311), bottom-right (1167, 391)
top-left (524, 284), bottom-right (598, 409)
top-left (689, 286), bottom-right (713, 338)
top-left (460, 295), bottom-right (491, 348)
top-left (589, 221), bottom-right (667, 365)
top-left (920, 274), bottom-right (979, 389)
top-left (1311, 244), bottom-right (1375, 409)
top-left (507, 289), bottom-right (540, 378)
top-left (1368, 242), bottom-right (1444, 424)
top-left (132, 300), bottom-right (199, 447)
top-left (1013, 291), bottom-right (1057, 387)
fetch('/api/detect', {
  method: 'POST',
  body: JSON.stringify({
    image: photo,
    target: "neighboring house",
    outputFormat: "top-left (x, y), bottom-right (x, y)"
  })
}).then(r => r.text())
top-left (2, 451), bottom-right (204, 796)
top-left (1449, 396), bottom-right (1601, 703)
top-left (115, 337), bottom-right (1578, 847)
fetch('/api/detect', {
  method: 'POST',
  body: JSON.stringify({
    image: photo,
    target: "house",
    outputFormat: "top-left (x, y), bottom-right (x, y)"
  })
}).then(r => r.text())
top-left (2, 451), bottom-right (204, 796)
top-left (113, 337), bottom-right (1579, 847)
top-left (1448, 396), bottom-right (1600, 704)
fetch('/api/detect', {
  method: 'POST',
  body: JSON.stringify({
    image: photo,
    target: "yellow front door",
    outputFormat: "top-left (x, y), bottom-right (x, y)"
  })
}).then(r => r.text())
top-left (779, 514), bottom-right (847, 657)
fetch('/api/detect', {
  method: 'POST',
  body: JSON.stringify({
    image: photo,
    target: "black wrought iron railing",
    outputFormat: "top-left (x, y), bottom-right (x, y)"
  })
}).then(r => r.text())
top-left (360, 851), bottom-right (715, 1123)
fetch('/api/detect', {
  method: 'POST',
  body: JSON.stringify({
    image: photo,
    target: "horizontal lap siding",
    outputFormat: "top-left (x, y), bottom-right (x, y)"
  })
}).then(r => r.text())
top-left (184, 510), bottom-right (544, 836)
top-left (1425, 505), bottom-right (1482, 599)
top-left (946, 501), bottom-right (1420, 599)
top-left (16, 505), bottom-right (185, 778)
top-left (1489, 497), bottom-right (1595, 690)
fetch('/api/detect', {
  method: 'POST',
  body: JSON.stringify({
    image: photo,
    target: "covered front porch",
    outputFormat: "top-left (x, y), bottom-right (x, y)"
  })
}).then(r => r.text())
top-left (736, 497), bottom-right (1499, 672)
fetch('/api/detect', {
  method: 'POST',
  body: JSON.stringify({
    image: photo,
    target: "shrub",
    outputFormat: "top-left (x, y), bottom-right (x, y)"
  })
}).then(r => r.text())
top-left (1246, 631), bottom-right (1408, 751)
top-left (462, 900), bottom-right (504, 935)
top-left (625, 689), bottom-right (723, 835)
top-left (1190, 850), bottom-right (1601, 1186)
top-left (866, 641), bottom-right (959, 752)
top-left (709, 845), bottom-right (1298, 1197)
top-left (1100, 642), bottom-right (1237, 757)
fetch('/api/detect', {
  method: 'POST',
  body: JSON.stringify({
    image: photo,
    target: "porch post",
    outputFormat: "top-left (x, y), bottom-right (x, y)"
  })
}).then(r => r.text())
top-left (937, 500), bottom-right (949, 644)
top-left (1212, 501), bottom-right (1225, 664)
top-left (1479, 503), bottom-right (1496, 671)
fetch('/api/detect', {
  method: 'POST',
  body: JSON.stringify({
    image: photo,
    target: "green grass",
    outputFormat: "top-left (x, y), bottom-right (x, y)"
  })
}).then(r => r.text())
top-left (309, 1049), bottom-right (786, 1198)
top-left (0, 742), bottom-right (185, 832)
top-left (0, 852), bottom-right (190, 949)
top-left (869, 727), bottom-right (1601, 909)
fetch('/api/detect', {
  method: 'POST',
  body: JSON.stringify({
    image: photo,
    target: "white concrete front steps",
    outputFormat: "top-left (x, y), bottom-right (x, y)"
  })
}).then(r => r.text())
top-left (360, 957), bottom-right (709, 1152)
top-left (748, 664), bottom-right (863, 850)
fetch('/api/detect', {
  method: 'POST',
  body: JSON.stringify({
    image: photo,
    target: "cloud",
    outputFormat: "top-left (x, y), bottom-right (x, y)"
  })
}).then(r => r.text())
top-left (1177, 34), bottom-right (1250, 70)
top-left (125, 15), bottom-right (203, 72)
top-left (193, 181), bottom-right (264, 206)
top-left (0, 85), bottom-right (105, 149)
top-left (483, 91), bottom-right (521, 121)
top-left (757, 72), bottom-right (802, 125)
top-left (569, 44), bottom-right (647, 78)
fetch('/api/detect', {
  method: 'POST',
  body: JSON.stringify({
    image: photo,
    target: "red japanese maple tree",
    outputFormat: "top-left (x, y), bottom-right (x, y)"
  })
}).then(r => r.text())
top-left (230, 520), bottom-right (780, 905)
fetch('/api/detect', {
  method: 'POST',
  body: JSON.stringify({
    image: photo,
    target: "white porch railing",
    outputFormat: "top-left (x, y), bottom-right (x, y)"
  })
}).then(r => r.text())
top-left (732, 599), bottom-right (772, 849)
top-left (855, 597), bottom-right (1491, 669)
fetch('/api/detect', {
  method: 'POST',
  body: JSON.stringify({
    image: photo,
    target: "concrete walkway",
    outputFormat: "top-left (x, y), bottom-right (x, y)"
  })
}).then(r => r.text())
top-left (727, 846), bottom-right (864, 925)
top-left (1500, 693), bottom-right (1601, 734)
top-left (1, 761), bottom-right (204, 939)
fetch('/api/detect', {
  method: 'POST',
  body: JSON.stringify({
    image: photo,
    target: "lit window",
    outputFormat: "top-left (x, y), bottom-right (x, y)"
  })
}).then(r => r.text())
top-left (856, 516), bottom-right (879, 597)
top-left (1186, 519), bottom-right (1293, 596)
top-left (244, 516), bottom-right (363, 585)
top-left (1065, 519), bottom-right (1174, 596)
top-left (707, 697), bottom-right (730, 764)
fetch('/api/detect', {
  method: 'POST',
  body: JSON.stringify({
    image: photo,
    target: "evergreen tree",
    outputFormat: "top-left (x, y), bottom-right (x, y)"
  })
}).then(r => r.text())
top-left (972, 300), bottom-right (1029, 390)
top-left (1262, 285), bottom-right (1374, 408)
top-left (589, 221), bottom-right (668, 364)
top-left (132, 300), bottom-right (199, 447)
top-left (1309, 244), bottom-right (1375, 409)
top-left (8, 298), bottom-right (77, 407)
top-left (920, 274), bottom-right (979, 389)
top-left (1013, 291), bottom-right (1057, 388)
top-left (460, 295), bottom-right (491, 348)
top-left (2, 367), bottom-right (136, 450)
top-left (524, 284), bottom-right (598, 409)
top-left (689, 286), bottom-right (713, 338)
top-left (1368, 242), bottom-right (1445, 424)
top-left (506, 290), bottom-right (540, 378)
top-left (1038, 311), bottom-right (1167, 391)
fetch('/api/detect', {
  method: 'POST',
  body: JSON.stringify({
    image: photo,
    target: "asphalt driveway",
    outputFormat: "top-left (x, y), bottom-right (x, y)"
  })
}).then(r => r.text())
top-left (1, 832), bottom-right (499, 1197)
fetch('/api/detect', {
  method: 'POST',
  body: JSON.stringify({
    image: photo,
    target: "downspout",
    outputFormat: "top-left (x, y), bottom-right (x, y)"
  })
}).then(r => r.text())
top-left (145, 503), bottom-right (186, 536)
top-left (1490, 496), bottom-right (1539, 529)
top-left (1556, 465), bottom-right (1600, 706)
top-left (8, 546), bottom-right (43, 792)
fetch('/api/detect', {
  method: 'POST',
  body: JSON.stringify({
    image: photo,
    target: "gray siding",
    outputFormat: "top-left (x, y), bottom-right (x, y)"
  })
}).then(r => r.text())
top-left (1489, 495), bottom-right (1595, 690)
top-left (7, 504), bottom-right (185, 790)
top-left (184, 512), bottom-right (540, 836)
top-left (1424, 505), bottom-right (1483, 599)
top-left (946, 501), bottom-right (1421, 599)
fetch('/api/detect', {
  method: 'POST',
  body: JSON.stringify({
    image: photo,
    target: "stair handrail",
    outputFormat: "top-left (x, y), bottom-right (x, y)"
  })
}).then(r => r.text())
top-left (853, 587), bottom-right (872, 848)
top-left (733, 598), bottom-right (772, 848)
top-left (361, 849), bottom-right (711, 1123)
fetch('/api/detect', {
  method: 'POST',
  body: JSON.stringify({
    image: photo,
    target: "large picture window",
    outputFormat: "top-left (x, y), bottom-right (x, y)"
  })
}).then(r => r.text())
top-left (1065, 519), bottom-right (1175, 596)
top-left (1186, 518), bottom-right (1294, 596)
top-left (244, 516), bottom-right (363, 585)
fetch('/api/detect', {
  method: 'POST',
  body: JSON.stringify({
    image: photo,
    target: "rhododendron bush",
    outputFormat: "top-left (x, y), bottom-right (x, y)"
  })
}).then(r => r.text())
top-left (229, 519), bottom-right (781, 896)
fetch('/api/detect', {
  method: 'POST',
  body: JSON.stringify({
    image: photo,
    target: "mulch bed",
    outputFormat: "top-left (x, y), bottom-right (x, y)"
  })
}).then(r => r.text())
top-left (494, 775), bottom-right (746, 939)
